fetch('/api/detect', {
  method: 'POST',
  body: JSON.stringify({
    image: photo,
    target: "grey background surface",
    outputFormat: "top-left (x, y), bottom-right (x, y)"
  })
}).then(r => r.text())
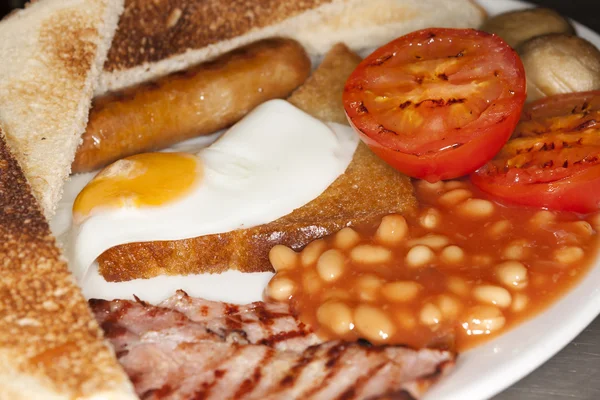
top-left (1, 0), bottom-right (599, 399)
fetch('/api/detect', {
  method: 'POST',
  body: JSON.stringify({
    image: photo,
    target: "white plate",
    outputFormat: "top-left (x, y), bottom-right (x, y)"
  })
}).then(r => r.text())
top-left (50, 1), bottom-right (600, 399)
top-left (424, 1), bottom-right (600, 399)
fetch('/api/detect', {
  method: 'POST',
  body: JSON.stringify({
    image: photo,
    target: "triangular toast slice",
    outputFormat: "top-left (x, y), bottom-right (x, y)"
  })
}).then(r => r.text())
top-left (97, 43), bottom-right (417, 281)
top-left (0, 129), bottom-right (135, 399)
top-left (0, 0), bottom-right (124, 218)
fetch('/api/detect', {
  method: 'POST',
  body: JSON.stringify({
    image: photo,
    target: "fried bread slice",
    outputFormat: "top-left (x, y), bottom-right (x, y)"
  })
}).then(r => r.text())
top-left (96, 43), bottom-right (417, 282)
top-left (0, 130), bottom-right (135, 399)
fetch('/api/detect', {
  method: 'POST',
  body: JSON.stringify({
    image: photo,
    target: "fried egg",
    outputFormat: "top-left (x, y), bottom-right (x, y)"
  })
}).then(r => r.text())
top-left (63, 99), bottom-right (359, 286)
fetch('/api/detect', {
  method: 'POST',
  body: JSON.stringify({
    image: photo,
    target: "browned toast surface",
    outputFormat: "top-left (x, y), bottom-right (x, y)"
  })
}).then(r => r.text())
top-left (0, 130), bottom-right (133, 397)
top-left (104, 0), bottom-right (332, 72)
top-left (97, 44), bottom-right (417, 282)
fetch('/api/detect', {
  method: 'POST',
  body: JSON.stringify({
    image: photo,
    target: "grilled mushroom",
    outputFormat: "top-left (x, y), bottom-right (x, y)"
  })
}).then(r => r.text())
top-left (519, 34), bottom-right (600, 101)
top-left (481, 8), bottom-right (575, 49)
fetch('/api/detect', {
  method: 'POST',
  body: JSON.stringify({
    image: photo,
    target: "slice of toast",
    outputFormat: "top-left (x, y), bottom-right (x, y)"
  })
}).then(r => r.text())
top-left (0, 0), bottom-right (124, 218)
top-left (0, 130), bottom-right (135, 399)
top-left (97, 0), bottom-right (486, 95)
top-left (96, 44), bottom-right (417, 282)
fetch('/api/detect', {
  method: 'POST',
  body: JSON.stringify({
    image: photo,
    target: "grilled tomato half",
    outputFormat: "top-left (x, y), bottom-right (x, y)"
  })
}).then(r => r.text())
top-left (343, 28), bottom-right (526, 182)
top-left (471, 90), bottom-right (600, 213)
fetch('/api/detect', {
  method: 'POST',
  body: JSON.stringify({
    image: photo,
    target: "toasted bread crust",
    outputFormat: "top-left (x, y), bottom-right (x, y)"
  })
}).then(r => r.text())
top-left (104, 0), bottom-right (332, 72)
top-left (0, 130), bottom-right (134, 397)
top-left (97, 44), bottom-right (417, 281)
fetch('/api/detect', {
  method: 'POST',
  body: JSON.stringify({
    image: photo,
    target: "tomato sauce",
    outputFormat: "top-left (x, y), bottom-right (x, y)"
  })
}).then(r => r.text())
top-left (265, 179), bottom-right (599, 352)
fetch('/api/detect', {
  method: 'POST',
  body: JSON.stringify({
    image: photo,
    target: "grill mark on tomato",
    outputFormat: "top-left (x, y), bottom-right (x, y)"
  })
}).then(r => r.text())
top-left (399, 101), bottom-right (412, 109)
top-left (449, 50), bottom-right (464, 58)
top-left (415, 98), bottom-right (466, 108)
top-left (302, 343), bottom-right (349, 397)
top-left (233, 347), bottom-right (275, 398)
top-left (357, 102), bottom-right (369, 114)
top-left (574, 119), bottom-right (597, 131)
top-left (336, 361), bottom-right (389, 400)
top-left (378, 125), bottom-right (398, 135)
top-left (437, 73), bottom-right (448, 81)
top-left (370, 54), bottom-right (393, 66)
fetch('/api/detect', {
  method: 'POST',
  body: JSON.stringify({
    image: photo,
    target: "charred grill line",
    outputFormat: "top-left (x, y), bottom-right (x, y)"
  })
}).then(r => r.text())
top-left (302, 342), bottom-right (350, 398)
top-left (574, 119), bottom-right (597, 131)
top-left (370, 54), bottom-right (393, 66)
top-left (336, 361), bottom-right (389, 400)
top-left (378, 125), bottom-right (398, 136)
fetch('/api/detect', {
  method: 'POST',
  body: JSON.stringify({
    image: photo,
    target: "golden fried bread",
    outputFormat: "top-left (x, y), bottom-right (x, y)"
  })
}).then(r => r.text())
top-left (97, 44), bottom-right (417, 282)
top-left (0, 130), bottom-right (134, 399)
top-left (289, 43), bottom-right (362, 124)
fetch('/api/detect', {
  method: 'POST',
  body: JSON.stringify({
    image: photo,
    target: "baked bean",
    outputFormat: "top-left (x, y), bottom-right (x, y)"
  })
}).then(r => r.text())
top-left (554, 246), bottom-right (585, 265)
top-left (420, 303), bottom-right (442, 327)
top-left (436, 294), bottom-right (461, 319)
top-left (408, 234), bottom-right (450, 250)
top-left (570, 221), bottom-right (594, 238)
top-left (302, 271), bottom-right (322, 294)
top-left (376, 214), bottom-right (408, 245)
top-left (502, 239), bottom-right (530, 261)
top-left (381, 281), bottom-right (421, 302)
top-left (395, 309), bottom-right (417, 330)
top-left (461, 305), bottom-right (506, 335)
top-left (356, 274), bottom-right (384, 302)
top-left (350, 245), bottom-right (392, 264)
top-left (487, 220), bottom-right (512, 237)
top-left (316, 249), bottom-right (345, 282)
top-left (457, 198), bottom-right (495, 219)
top-left (354, 305), bottom-right (395, 342)
top-left (473, 285), bottom-right (512, 308)
top-left (406, 245), bottom-right (435, 268)
top-left (495, 261), bottom-right (528, 290)
top-left (445, 180), bottom-right (468, 190)
top-left (438, 188), bottom-right (472, 207)
top-left (317, 301), bottom-right (354, 335)
top-left (334, 227), bottom-right (361, 250)
top-left (416, 179), bottom-right (444, 192)
top-left (266, 276), bottom-right (295, 301)
top-left (447, 276), bottom-right (470, 297)
top-left (511, 293), bottom-right (529, 313)
top-left (530, 210), bottom-right (556, 227)
top-left (589, 212), bottom-right (600, 230)
top-left (440, 245), bottom-right (465, 264)
top-left (269, 245), bottom-right (298, 272)
top-left (301, 239), bottom-right (327, 267)
top-left (419, 208), bottom-right (441, 229)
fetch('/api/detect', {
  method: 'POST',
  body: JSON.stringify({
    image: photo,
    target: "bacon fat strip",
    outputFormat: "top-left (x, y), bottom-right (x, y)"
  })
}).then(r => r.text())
top-left (72, 38), bottom-right (311, 173)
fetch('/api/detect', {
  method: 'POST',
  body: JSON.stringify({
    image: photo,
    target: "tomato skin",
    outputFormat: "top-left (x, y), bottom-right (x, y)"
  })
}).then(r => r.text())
top-left (471, 91), bottom-right (600, 213)
top-left (343, 28), bottom-right (527, 182)
top-left (349, 106), bottom-right (522, 182)
top-left (471, 164), bottom-right (600, 213)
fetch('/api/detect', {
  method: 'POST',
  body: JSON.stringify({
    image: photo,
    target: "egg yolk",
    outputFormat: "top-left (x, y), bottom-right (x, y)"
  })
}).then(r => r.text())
top-left (73, 152), bottom-right (201, 223)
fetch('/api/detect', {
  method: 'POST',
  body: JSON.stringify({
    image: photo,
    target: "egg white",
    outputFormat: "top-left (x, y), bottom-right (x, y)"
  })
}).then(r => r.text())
top-left (53, 100), bottom-right (359, 298)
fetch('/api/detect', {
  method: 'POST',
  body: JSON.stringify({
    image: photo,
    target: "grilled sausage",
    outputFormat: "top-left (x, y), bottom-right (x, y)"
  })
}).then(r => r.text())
top-left (73, 38), bottom-right (311, 173)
